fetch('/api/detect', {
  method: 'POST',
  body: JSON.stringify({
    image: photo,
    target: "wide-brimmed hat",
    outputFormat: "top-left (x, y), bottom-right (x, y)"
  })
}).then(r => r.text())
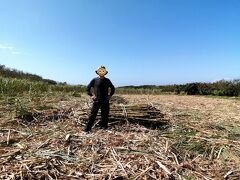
top-left (95, 66), bottom-right (108, 75)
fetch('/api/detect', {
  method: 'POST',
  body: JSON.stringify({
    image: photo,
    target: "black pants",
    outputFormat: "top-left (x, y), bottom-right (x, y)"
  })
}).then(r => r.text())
top-left (85, 100), bottom-right (110, 131)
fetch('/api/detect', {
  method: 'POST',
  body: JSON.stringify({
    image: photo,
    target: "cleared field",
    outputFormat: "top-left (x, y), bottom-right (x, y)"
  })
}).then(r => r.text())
top-left (123, 94), bottom-right (240, 129)
top-left (0, 94), bottom-right (240, 179)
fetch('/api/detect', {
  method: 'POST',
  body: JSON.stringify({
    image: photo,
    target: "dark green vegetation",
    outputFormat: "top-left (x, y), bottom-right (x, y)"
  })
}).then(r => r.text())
top-left (117, 79), bottom-right (240, 97)
top-left (0, 64), bottom-right (57, 84)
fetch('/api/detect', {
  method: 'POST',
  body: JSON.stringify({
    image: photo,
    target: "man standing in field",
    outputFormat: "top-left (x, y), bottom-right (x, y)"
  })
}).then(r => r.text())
top-left (85, 66), bottom-right (115, 132)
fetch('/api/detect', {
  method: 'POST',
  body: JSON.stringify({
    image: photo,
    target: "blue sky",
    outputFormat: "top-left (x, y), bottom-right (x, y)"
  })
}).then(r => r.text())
top-left (0, 0), bottom-right (239, 86)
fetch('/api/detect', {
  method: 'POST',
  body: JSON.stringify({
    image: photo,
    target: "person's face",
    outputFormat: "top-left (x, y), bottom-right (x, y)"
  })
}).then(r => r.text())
top-left (97, 68), bottom-right (106, 77)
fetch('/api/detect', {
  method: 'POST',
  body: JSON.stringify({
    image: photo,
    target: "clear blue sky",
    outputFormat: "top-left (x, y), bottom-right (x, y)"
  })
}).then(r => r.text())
top-left (0, 0), bottom-right (239, 86)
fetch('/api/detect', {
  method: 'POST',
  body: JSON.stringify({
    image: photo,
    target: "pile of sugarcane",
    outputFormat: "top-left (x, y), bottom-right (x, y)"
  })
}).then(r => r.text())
top-left (77, 103), bottom-right (170, 129)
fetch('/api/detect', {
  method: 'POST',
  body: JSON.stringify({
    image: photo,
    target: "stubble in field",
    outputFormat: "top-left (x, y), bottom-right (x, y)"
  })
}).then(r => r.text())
top-left (0, 94), bottom-right (240, 179)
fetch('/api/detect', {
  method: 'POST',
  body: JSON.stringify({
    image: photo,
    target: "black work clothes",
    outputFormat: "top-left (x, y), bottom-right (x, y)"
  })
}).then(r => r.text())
top-left (85, 100), bottom-right (110, 131)
top-left (85, 77), bottom-right (115, 131)
top-left (86, 77), bottom-right (115, 101)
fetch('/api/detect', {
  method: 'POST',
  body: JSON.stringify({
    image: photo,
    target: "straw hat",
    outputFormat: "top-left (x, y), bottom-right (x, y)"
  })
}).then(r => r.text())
top-left (95, 66), bottom-right (108, 75)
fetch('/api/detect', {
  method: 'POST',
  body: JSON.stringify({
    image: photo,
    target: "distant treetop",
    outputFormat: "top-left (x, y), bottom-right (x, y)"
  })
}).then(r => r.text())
top-left (0, 64), bottom-right (57, 84)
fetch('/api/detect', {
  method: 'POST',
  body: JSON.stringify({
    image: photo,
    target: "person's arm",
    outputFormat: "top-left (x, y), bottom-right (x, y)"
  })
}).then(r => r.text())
top-left (86, 79), bottom-right (94, 96)
top-left (109, 80), bottom-right (115, 96)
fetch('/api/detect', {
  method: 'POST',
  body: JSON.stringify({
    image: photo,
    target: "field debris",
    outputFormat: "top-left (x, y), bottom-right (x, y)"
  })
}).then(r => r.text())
top-left (0, 94), bottom-right (240, 179)
top-left (0, 124), bottom-right (176, 179)
top-left (76, 103), bottom-right (169, 129)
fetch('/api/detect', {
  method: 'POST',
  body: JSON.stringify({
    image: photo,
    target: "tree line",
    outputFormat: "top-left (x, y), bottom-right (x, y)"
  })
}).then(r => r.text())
top-left (1, 64), bottom-right (239, 97)
top-left (116, 79), bottom-right (240, 97)
top-left (0, 64), bottom-right (57, 84)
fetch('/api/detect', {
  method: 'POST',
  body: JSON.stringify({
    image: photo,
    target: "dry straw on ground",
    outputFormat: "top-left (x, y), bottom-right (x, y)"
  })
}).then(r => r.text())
top-left (1, 94), bottom-right (240, 179)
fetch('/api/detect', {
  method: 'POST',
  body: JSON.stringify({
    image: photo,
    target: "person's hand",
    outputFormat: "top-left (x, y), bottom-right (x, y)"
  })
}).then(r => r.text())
top-left (91, 95), bottom-right (96, 100)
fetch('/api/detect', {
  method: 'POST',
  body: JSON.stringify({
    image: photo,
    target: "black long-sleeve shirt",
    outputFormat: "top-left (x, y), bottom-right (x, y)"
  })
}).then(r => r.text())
top-left (86, 77), bottom-right (115, 101)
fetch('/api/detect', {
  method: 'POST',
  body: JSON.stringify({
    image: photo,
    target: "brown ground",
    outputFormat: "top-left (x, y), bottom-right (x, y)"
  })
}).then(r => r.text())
top-left (0, 94), bottom-right (240, 179)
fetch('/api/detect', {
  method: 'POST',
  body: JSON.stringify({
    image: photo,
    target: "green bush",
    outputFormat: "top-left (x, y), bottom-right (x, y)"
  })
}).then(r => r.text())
top-left (116, 79), bottom-right (240, 97)
top-left (184, 83), bottom-right (200, 95)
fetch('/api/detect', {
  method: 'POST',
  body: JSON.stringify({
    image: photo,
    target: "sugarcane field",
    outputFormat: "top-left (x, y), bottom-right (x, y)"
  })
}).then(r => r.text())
top-left (1, 91), bottom-right (240, 179)
top-left (1, 1), bottom-right (240, 179)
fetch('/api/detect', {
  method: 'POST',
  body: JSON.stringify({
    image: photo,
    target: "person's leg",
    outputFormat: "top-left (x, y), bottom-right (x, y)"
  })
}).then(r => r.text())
top-left (85, 101), bottom-right (100, 132)
top-left (100, 101), bottom-right (110, 129)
